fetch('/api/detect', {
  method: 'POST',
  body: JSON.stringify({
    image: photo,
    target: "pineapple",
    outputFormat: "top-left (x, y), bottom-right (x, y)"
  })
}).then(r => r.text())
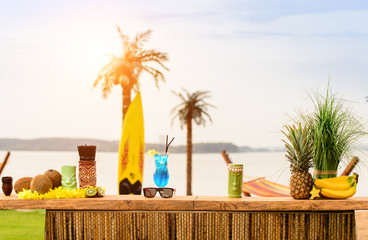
top-left (282, 123), bottom-right (314, 199)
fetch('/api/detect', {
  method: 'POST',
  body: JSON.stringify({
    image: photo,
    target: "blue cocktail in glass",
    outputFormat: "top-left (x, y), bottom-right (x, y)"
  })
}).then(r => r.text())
top-left (153, 154), bottom-right (169, 187)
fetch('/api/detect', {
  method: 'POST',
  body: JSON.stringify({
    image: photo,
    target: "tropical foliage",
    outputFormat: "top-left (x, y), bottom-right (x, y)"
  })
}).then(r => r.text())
top-left (171, 89), bottom-right (215, 195)
top-left (306, 88), bottom-right (366, 179)
top-left (94, 25), bottom-right (169, 122)
top-left (282, 123), bottom-right (313, 172)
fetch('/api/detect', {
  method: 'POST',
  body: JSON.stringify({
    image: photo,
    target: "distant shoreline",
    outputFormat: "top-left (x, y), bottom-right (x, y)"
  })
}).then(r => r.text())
top-left (0, 137), bottom-right (282, 153)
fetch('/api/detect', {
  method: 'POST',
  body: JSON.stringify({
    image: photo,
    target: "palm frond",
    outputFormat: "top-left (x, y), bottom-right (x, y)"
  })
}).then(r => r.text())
top-left (94, 26), bottom-right (169, 98)
top-left (116, 25), bottom-right (129, 50)
top-left (139, 50), bottom-right (169, 71)
top-left (135, 30), bottom-right (152, 46)
top-left (143, 66), bottom-right (166, 87)
top-left (171, 89), bottom-right (215, 129)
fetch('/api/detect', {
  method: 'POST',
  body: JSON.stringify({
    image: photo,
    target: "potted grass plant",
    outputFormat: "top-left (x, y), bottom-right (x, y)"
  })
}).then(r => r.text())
top-left (306, 87), bottom-right (366, 179)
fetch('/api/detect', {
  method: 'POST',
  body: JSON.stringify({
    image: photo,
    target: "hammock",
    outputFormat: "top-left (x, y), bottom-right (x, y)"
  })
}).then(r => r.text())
top-left (221, 150), bottom-right (290, 197)
top-left (242, 176), bottom-right (290, 197)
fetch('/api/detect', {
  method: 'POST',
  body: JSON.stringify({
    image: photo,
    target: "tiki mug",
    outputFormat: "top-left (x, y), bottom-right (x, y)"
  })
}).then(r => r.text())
top-left (2, 176), bottom-right (13, 196)
top-left (79, 160), bottom-right (96, 188)
top-left (77, 145), bottom-right (97, 188)
top-left (228, 164), bottom-right (243, 198)
top-left (61, 165), bottom-right (77, 190)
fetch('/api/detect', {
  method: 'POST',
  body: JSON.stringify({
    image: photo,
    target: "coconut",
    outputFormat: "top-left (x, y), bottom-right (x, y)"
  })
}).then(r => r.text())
top-left (30, 175), bottom-right (53, 194)
top-left (14, 177), bottom-right (33, 193)
top-left (44, 169), bottom-right (62, 188)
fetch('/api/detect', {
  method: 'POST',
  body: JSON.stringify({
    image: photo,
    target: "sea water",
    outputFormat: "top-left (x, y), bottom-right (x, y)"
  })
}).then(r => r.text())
top-left (1, 150), bottom-right (367, 196)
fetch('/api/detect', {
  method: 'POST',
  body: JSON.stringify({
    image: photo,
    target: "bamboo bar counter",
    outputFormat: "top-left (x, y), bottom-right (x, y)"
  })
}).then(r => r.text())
top-left (2, 195), bottom-right (368, 239)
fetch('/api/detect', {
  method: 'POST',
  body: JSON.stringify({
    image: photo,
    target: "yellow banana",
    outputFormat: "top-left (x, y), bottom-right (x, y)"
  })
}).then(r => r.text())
top-left (314, 177), bottom-right (354, 191)
top-left (320, 181), bottom-right (356, 199)
top-left (317, 175), bottom-right (353, 183)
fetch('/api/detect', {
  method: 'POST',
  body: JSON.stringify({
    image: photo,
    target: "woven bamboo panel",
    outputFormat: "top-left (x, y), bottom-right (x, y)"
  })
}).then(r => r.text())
top-left (45, 210), bottom-right (356, 240)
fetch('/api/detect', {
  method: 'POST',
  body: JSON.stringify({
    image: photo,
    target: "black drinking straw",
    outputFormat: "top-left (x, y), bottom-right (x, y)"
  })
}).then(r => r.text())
top-left (165, 136), bottom-right (175, 154)
top-left (165, 135), bottom-right (168, 154)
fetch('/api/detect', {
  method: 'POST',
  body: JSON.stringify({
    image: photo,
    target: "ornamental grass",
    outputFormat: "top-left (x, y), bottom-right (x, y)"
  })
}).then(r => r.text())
top-left (306, 87), bottom-right (366, 179)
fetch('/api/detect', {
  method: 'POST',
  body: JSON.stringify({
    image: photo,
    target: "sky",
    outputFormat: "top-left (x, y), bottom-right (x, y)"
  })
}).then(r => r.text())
top-left (1, 0), bottom-right (368, 148)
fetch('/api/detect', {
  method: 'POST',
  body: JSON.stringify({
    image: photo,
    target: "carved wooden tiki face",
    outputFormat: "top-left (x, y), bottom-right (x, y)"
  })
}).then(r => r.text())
top-left (61, 165), bottom-right (77, 190)
top-left (79, 161), bottom-right (96, 188)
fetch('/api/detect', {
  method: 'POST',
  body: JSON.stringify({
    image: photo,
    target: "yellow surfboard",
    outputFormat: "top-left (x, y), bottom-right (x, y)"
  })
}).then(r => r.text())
top-left (118, 92), bottom-right (145, 195)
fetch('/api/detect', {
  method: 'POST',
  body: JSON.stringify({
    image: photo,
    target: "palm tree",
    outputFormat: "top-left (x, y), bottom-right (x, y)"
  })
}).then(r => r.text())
top-left (171, 89), bottom-right (215, 195)
top-left (94, 25), bottom-right (169, 123)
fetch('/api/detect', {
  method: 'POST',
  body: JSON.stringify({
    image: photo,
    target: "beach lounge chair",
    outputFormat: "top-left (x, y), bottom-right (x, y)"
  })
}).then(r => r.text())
top-left (222, 150), bottom-right (291, 197)
top-left (0, 152), bottom-right (10, 176)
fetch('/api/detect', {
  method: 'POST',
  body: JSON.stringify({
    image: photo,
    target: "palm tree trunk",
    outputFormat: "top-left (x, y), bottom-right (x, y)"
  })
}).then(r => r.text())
top-left (186, 114), bottom-right (192, 196)
top-left (122, 87), bottom-right (131, 122)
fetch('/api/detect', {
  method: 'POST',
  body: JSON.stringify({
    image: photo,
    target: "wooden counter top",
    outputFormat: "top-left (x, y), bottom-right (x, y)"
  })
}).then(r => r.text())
top-left (194, 196), bottom-right (368, 211)
top-left (0, 195), bottom-right (196, 211)
top-left (1, 194), bottom-right (368, 211)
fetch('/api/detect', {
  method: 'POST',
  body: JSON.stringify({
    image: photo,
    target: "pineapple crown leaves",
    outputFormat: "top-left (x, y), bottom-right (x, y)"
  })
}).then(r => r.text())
top-left (281, 123), bottom-right (313, 171)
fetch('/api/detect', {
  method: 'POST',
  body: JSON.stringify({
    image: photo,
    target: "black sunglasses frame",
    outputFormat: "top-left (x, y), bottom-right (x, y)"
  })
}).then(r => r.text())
top-left (143, 187), bottom-right (176, 198)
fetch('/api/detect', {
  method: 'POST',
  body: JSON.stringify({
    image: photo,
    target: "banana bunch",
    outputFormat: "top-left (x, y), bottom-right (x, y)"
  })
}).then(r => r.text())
top-left (310, 173), bottom-right (358, 199)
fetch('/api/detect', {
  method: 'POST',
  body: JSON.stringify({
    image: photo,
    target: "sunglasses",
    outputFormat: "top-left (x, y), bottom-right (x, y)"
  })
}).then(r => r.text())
top-left (143, 187), bottom-right (176, 198)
